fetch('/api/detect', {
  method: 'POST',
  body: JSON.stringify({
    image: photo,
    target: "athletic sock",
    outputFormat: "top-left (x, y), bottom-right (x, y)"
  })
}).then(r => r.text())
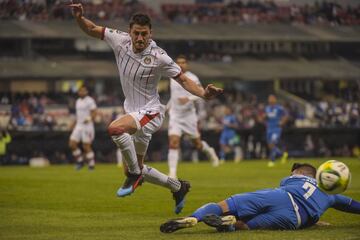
top-left (112, 133), bottom-right (140, 175)
top-left (234, 146), bottom-right (243, 162)
top-left (274, 147), bottom-right (283, 157)
top-left (191, 203), bottom-right (223, 221)
top-left (168, 149), bottom-right (179, 178)
top-left (85, 151), bottom-right (95, 167)
top-left (201, 140), bottom-right (212, 155)
top-left (270, 148), bottom-right (277, 161)
top-left (142, 164), bottom-right (181, 192)
top-left (116, 149), bottom-right (123, 166)
top-left (72, 149), bottom-right (83, 163)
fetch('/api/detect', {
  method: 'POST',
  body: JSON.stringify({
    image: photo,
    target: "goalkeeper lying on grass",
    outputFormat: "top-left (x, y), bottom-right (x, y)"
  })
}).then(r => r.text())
top-left (160, 163), bottom-right (360, 233)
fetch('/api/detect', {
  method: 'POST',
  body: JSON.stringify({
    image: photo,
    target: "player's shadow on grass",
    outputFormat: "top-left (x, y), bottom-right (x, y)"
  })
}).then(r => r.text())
top-left (165, 229), bottom-right (237, 235)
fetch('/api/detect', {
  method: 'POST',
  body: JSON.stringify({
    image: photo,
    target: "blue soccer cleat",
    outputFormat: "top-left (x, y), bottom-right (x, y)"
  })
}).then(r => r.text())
top-left (172, 180), bottom-right (191, 214)
top-left (117, 173), bottom-right (143, 197)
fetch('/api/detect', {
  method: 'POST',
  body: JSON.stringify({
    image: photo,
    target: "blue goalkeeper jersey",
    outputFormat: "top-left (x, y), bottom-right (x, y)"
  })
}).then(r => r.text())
top-left (279, 175), bottom-right (352, 227)
top-left (265, 104), bottom-right (285, 132)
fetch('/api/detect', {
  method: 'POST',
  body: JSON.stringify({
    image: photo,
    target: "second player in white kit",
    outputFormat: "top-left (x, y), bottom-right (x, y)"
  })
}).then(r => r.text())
top-left (70, 4), bottom-right (223, 214)
top-left (69, 86), bottom-right (97, 170)
top-left (168, 55), bottom-right (219, 179)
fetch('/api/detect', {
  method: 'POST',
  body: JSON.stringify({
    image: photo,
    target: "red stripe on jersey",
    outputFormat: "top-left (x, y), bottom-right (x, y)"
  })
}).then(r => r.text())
top-left (101, 27), bottom-right (106, 40)
top-left (139, 113), bottom-right (159, 127)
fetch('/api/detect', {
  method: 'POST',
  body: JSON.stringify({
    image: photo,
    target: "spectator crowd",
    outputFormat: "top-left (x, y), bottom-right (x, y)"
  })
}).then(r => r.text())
top-left (0, 0), bottom-right (359, 26)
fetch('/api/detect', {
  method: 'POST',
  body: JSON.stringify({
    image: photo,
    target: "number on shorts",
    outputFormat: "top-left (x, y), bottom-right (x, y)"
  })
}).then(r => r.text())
top-left (302, 182), bottom-right (316, 200)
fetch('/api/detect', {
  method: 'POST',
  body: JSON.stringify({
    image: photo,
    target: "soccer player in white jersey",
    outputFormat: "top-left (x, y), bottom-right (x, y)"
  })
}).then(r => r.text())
top-left (69, 4), bottom-right (223, 214)
top-left (69, 86), bottom-right (97, 170)
top-left (167, 55), bottom-right (219, 179)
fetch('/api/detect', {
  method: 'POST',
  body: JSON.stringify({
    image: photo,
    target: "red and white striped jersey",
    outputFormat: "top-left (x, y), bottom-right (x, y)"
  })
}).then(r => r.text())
top-left (103, 27), bottom-right (181, 113)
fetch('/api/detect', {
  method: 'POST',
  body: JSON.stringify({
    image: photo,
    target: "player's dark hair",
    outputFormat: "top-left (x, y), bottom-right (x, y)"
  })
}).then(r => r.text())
top-left (176, 54), bottom-right (187, 61)
top-left (129, 13), bottom-right (152, 29)
top-left (291, 163), bottom-right (317, 177)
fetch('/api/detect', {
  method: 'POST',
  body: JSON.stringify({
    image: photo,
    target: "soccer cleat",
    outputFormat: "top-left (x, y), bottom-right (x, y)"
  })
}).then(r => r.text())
top-left (173, 180), bottom-right (191, 214)
top-left (117, 173), bottom-right (143, 197)
top-left (281, 152), bottom-right (288, 164)
top-left (75, 161), bottom-right (84, 171)
top-left (267, 161), bottom-right (275, 167)
top-left (88, 165), bottom-right (95, 171)
top-left (203, 214), bottom-right (236, 232)
top-left (208, 147), bottom-right (220, 167)
top-left (160, 217), bottom-right (198, 233)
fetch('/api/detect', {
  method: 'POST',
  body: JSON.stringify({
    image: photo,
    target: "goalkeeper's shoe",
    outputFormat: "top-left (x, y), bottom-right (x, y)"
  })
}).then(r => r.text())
top-left (172, 180), bottom-right (191, 214)
top-left (160, 217), bottom-right (197, 233)
top-left (203, 214), bottom-right (236, 232)
top-left (117, 173), bottom-right (143, 197)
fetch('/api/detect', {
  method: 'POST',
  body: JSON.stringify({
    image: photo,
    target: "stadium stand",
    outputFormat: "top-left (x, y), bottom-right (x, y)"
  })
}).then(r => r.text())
top-left (1, 0), bottom-right (359, 164)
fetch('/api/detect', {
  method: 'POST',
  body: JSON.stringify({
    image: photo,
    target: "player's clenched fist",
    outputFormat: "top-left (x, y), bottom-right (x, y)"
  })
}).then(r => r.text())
top-left (68, 3), bottom-right (84, 18)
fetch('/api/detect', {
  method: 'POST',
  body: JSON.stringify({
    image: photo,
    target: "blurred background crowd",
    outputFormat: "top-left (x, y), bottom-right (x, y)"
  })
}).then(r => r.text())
top-left (1, 0), bottom-right (359, 25)
top-left (0, 0), bottom-right (359, 164)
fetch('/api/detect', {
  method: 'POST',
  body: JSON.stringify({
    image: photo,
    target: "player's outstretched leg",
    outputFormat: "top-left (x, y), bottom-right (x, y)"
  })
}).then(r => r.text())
top-left (142, 165), bottom-right (190, 214)
top-left (172, 180), bottom-right (191, 214)
top-left (203, 214), bottom-right (236, 232)
top-left (160, 217), bottom-right (198, 233)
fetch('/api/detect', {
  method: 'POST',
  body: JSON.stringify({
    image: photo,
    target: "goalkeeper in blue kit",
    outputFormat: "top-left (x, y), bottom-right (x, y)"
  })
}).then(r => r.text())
top-left (160, 163), bottom-right (360, 233)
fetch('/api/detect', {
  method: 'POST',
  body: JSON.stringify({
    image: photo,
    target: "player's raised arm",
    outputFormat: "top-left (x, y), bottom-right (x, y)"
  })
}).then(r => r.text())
top-left (175, 74), bottom-right (223, 100)
top-left (69, 3), bottom-right (104, 39)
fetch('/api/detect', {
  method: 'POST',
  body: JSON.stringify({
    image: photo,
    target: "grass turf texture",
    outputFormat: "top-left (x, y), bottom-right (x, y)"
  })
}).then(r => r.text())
top-left (1, 158), bottom-right (359, 240)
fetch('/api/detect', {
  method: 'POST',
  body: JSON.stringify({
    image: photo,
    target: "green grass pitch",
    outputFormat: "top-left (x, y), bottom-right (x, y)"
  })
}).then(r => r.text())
top-left (1, 158), bottom-right (359, 240)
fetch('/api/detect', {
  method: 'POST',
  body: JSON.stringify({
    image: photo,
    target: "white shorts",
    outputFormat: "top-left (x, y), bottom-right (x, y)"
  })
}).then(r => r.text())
top-left (70, 123), bottom-right (95, 144)
top-left (168, 112), bottom-right (200, 138)
top-left (129, 110), bottom-right (164, 155)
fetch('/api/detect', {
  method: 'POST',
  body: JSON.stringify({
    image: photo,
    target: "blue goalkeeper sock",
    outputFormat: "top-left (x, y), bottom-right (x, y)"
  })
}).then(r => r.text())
top-left (275, 147), bottom-right (282, 157)
top-left (270, 148), bottom-right (277, 161)
top-left (191, 203), bottom-right (223, 221)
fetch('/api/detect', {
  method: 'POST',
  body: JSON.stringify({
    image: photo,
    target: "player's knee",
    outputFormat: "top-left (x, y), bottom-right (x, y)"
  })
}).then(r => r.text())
top-left (69, 141), bottom-right (77, 150)
top-left (194, 140), bottom-right (202, 150)
top-left (108, 123), bottom-right (125, 136)
top-left (169, 140), bottom-right (179, 149)
top-left (82, 144), bottom-right (92, 153)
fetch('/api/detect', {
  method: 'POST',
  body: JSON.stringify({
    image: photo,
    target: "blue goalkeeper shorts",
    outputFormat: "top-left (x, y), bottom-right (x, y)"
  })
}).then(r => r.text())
top-left (225, 189), bottom-right (298, 230)
top-left (266, 129), bottom-right (282, 145)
